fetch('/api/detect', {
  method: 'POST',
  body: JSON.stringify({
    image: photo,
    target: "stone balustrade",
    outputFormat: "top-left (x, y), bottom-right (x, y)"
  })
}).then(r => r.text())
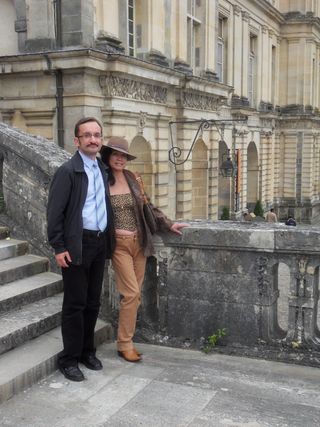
top-left (104, 221), bottom-right (320, 365)
top-left (1, 123), bottom-right (319, 365)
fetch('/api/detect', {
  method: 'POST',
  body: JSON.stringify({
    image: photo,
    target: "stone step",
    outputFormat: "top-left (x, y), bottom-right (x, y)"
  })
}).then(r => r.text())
top-left (0, 319), bottom-right (113, 403)
top-left (0, 271), bottom-right (63, 314)
top-left (0, 293), bottom-right (63, 355)
top-left (0, 254), bottom-right (49, 286)
top-left (0, 238), bottom-right (29, 261)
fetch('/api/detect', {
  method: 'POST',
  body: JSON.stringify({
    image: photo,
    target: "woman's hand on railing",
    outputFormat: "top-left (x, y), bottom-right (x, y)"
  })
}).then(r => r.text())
top-left (170, 222), bottom-right (190, 235)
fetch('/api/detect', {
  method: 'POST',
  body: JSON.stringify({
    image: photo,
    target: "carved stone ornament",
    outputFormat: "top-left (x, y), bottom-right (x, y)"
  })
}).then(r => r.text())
top-left (256, 256), bottom-right (270, 296)
top-left (100, 75), bottom-right (167, 104)
top-left (182, 91), bottom-right (221, 111)
top-left (138, 111), bottom-right (147, 134)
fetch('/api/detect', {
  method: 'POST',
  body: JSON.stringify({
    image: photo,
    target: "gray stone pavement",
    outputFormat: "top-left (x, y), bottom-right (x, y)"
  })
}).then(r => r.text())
top-left (1, 342), bottom-right (320, 427)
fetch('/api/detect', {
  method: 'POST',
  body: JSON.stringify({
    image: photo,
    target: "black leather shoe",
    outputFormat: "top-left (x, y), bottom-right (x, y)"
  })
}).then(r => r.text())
top-left (80, 354), bottom-right (103, 371)
top-left (59, 365), bottom-right (84, 382)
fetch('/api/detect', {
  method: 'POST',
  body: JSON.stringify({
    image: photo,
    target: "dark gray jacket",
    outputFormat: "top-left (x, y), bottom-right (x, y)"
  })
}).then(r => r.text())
top-left (47, 151), bottom-right (115, 264)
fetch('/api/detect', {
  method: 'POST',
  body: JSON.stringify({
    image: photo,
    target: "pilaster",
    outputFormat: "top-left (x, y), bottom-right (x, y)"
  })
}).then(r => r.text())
top-left (204, 0), bottom-right (217, 72)
top-left (301, 132), bottom-right (314, 199)
top-left (25, 0), bottom-right (56, 51)
top-left (60, 0), bottom-right (95, 48)
top-left (174, 0), bottom-right (188, 66)
top-left (261, 25), bottom-right (269, 102)
top-left (233, 5), bottom-right (242, 96)
top-left (241, 11), bottom-right (250, 98)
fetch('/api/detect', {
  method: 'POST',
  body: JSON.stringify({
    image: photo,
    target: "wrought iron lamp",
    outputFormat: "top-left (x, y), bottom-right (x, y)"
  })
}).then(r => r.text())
top-left (168, 118), bottom-right (246, 168)
top-left (220, 149), bottom-right (236, 177)
top-left (168, 118), bottom-right (246, 215)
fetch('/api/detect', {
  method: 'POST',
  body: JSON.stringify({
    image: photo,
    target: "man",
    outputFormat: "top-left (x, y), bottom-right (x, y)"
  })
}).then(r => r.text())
top-left (265, 207), bottom-right (277, 223)
top-left (47, 117), bottom-right (114, 382)
top-left (285, 215), bottom-right (297, 226)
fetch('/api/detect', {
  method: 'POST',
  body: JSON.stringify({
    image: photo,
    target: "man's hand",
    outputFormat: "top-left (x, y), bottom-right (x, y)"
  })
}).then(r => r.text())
top-left (170, 222), bottom-right (190, 235)
top-left (55, 251), bottom-right (72, 268)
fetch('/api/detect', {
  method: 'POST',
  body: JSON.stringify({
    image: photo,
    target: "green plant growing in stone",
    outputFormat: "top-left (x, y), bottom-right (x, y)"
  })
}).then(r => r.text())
top-left (253, 200), bottom-right (264, 217)
top-left (220, 207), bottom-right (230, 220)
top-left (203, 328), bottom-right (227, 353)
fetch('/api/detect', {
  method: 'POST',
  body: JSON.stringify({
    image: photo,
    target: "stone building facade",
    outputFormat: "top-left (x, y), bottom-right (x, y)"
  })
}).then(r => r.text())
top-left (0, 0), bottom-right (320, 222)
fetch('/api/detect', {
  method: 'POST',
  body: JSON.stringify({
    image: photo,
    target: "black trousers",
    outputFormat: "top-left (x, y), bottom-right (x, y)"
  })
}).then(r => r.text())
top-left (58, 230), bottom-right (107, 368)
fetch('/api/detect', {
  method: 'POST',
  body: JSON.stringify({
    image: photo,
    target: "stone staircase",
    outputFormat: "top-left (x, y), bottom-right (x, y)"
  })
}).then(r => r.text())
top-left (0, 226), bottom-right (113, 403)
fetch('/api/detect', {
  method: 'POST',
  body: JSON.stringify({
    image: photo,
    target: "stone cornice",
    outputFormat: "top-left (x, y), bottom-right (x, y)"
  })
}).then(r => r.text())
top-left (282, 12), bottom-right (320, 33)
top-left (0, 49), bottom-right (182, 84)
top-left (246, 0), bottom-right (284, 24)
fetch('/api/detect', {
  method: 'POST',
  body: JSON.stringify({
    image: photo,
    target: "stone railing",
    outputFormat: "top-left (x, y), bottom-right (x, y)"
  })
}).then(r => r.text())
top-left (1, 123), bottom-right (319, 365)
top-left (106, 221), bottom-right (320, 365)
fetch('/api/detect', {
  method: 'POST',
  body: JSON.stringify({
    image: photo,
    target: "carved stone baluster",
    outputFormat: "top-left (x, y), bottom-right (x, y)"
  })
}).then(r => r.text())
top-left (287, 257), bottom-right (320, 348)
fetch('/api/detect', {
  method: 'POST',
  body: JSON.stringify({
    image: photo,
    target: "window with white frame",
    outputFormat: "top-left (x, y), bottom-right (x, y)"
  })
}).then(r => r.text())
top-left (128, 0), bottom-right (135, 56)
top-left (187, 0), bottom-right (201, 70)
top-left (217, 16), bottom-right (227, 83)
top-left (248, 34), bottom-right (257, 106)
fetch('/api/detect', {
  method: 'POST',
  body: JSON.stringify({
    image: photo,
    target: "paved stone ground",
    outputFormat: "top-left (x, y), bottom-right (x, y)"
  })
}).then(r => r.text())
top-left (1, 342), bottom-right (320, 427)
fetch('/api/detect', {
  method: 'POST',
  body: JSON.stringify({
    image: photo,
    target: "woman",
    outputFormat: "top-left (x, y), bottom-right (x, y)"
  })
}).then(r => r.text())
top-left (101, 136), bottom-right (188, 362)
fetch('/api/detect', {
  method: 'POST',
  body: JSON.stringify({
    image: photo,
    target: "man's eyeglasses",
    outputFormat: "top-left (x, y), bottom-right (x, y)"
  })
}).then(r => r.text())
top-left (77, 133), bottom-right (102, 140)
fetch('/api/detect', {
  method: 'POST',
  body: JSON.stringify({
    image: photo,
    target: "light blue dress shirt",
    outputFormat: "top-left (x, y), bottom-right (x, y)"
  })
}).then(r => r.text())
top-left (78, 150), bottom-right (107, 231)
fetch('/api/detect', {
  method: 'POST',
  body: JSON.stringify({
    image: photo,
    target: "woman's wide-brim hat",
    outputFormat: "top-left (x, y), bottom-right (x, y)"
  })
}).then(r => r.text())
top-left (100, 136), bottom-right (136, 161)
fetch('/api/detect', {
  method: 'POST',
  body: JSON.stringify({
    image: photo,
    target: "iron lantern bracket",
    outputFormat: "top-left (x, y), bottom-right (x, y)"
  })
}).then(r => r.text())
top-left (168, 117), bottom-right (247, 168)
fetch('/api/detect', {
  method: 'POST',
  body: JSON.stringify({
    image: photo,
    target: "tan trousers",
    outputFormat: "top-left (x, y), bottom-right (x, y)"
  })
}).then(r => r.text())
top-left (111, 234), bottom-right (147, 351)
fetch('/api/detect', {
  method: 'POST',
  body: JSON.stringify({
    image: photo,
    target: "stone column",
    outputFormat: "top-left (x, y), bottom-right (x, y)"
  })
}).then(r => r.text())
top-left (208, 129), bottom-right (219, 220)
top-left (150, 0), bottom-right (165, 53)
top-left (226, 6), bottom-right (234, 87)
top-left (237, 130), bottom-right (249, 212)
top-left (153, 114), bottom-right (174, 217)
top-left (268, 131), bottom-right (275, 204)
top-left (94, 0), bottom-right (124, 53)
top-left (95, 0), bottom-right (119, 37)
top-left (260, 131), bottom-right (274, 205)
top-left (175, 124), bottom-right (193, 219)
top-left (233, 5), bottom-right (242, 96)
top-left (241, 11), bottom-right (249, 99)
top-left (174, 0), bottom-right (190, 73)
top-left (314, 133), bottom-right (320, 196)
top-left (268, 30), bottom-right (275, 103)
top-left (61, 0), bottom-right (94, 47)
top-left (260, 25), bottom-right (269, 102)
top-left (274, 36), bottom-right (281, 107)
top-left (302, 131), bottom-right (314, 201)
top-left (287, 38), bottom-right (301, 105)
top-left (283, 131), bottom-right (298, 200)
top-left (304, 39), bottom-right (315, 107)
top-left (14, 0), bottom-right (27, 52)
top-left (147, 0), bottom-right (169, 66)
top-left (25, 0), bottom-right (56, 51)
top-left (202, 0), bottom-right (216, 75)
top-left (273, 130), bottom-right (281, 202)
top-left (259, 127), bottom-right (275, 206)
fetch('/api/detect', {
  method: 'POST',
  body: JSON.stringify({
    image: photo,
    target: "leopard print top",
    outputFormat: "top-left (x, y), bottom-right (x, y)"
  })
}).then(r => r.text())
top-left (110, 193), bottom-right (137, 231)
